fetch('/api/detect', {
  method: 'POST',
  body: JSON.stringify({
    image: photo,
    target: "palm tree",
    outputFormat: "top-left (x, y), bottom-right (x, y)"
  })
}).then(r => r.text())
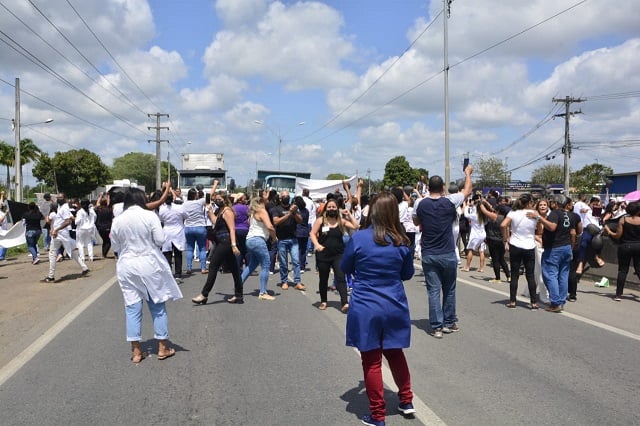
top-left (0, 141), bottom-right (14, 189)
top-left (0, 139), bottom-right (43, 196)
top-left (18, 138), bottom-right (43, 168)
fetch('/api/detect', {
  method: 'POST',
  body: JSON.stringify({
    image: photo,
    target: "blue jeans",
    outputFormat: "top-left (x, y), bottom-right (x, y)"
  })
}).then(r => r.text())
top-left (125, 298), bottom-right (169, 341)
top-left (241, 237), bottom-right (271, 294)
top-left (422, 252), bottom-right (458, 330)
top-left (541, 244), bottom-right (572, 306)
top-left (25, 229), bottom-right (42, 260)
top-left (184, 226), bottom-right (207, 272)
top-left (277, 238), bottom-right (300, 284)
top-left (42, 227), bottom-right (51, 250)
top-left (577, 231), bottom-right (593, 262)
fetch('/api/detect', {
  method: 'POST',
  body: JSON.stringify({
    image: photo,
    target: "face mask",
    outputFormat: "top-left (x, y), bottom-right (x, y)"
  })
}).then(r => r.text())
top-left (214, 200), bottom-right (224, 208)
top-left (281, 197), bottom-right (290, 206)
top-left (326, 210), bottom-right (339, 218)
top-left (57, 199), bottom-right (65, 206)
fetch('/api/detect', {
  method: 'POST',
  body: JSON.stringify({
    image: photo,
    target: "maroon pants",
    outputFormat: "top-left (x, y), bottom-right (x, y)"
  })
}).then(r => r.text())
top-left (361, 348), bottom-right (413, 421)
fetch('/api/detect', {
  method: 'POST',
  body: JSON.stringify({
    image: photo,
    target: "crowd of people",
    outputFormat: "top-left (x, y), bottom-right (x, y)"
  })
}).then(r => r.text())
top-left (3, 169), bottom-right (638, 426)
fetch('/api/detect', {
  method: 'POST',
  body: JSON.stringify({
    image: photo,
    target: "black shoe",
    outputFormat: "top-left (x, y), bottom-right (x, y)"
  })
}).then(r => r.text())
top-left (81, 269), bottom-right (90, 276)
top-left (42, 276), bottom-right (55, 283)
top-left (568, 295), bottom-right (577, 302)
top-left (226, 296), bottom-right (244, 304)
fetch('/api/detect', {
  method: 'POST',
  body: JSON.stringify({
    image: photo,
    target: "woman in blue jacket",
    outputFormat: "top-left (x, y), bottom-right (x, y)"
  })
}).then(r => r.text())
top-left (341, 192), bottom-right (416, 426)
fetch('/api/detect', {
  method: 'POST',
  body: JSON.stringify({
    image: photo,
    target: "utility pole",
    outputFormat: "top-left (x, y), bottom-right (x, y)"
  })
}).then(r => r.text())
top-left (14, 77), bottom-right (21, 202)
top-left (443, 0), bottom-right (452, 187)
top-left (148, 113), bottom-right (169, 190)
top-left (553, 96), bottom-right (583, 195)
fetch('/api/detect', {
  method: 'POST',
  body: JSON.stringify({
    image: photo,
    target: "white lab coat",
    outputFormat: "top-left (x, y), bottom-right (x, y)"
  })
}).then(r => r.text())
top-left (111, 205), bottom-right (183, 306)
top-left (158, 203), bottom-right (187, 252)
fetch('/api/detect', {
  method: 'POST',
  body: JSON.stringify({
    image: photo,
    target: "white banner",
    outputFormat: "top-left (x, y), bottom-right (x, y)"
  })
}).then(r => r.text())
top-left (295, 175), bottom-right (358, 200)
top-left (0, 222), bottom-right (27, 248)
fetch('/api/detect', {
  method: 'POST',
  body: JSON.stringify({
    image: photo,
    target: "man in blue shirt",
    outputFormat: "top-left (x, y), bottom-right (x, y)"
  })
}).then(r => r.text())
top-left (413, 165), bottom-right (473, 338)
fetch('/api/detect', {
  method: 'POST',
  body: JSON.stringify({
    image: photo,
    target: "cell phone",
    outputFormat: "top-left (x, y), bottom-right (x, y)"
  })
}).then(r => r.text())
top-left (463, 157), bottom-right (469, 172)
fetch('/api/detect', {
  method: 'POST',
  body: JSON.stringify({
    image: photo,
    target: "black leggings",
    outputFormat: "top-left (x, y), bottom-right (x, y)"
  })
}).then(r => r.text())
top-left (163, 243), bottom-right (183, 277)
top-left (487, 240), bottom-right (510, 280)
top-left (508, 244), bottom-right (536, 304)
top-left (616, 242), bottom-right (640, 297)
top-left (97, 227), bottom-right (111, 258)
top-left (201, 240), bottom-right (243, 298)
top-left (316, 254), bottom-right (348, 305)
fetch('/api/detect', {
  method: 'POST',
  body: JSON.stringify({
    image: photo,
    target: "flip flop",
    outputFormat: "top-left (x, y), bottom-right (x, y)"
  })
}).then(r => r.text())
top-left (157, 348), bottom-right (176, 360)
top-left (318, 302), bottom-right (327, 310)
top-left (131, 352), bottom-right (147, 364)
top-left (596, 259), bottom-right (605, 267)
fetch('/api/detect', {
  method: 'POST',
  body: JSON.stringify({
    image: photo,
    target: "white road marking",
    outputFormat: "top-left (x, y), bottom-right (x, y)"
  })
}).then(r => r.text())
top-left (0, 277), bottom-right (117, 388)
top-left (456, 273), bottom-right (640, 342)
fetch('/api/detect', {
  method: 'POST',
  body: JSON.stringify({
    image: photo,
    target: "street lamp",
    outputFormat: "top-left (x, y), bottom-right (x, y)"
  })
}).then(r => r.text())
top-left (254, 120), bottom-right (305, 171)
top-left (11, 117), bottom-right (53, 202)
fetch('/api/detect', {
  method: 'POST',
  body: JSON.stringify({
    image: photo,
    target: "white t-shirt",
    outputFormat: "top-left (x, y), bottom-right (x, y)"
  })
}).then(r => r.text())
top-left (507, 209), bottom-right (538, 250)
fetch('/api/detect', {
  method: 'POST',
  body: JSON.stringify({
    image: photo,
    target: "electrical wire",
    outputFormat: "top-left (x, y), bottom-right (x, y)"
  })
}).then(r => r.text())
top-left (490, 103), bottom-right (564, 156)
top-left (0, 31), bottom-right (147, 136)
top-left (0, 76), bottom-right (138, 140)
top-left (289, 9), bottom-right (444, 142)
top-left (64, 0), bottom-right (161, 114)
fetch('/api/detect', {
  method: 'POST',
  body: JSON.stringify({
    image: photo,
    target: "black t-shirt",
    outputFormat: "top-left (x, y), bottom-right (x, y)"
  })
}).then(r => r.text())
top-left (23, 209), bottom-right (43, 231)
top-left (270, 204), bottom-right (296, 240)
top-left (315, 225), bottom-right (344, 260)
top-left (542, 208), bottom-right (572, 249)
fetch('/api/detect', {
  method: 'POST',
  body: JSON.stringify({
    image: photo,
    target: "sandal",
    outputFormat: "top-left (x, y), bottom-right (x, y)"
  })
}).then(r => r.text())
top-left (505, 302), bottom-right (516, 309)
top-left (157, 347), bottom-right (175, 360)
top-left (530, 304), bottom-right (539, 310)
top-left (318, 302), bottom-right (327, 310)
top-left (131, 352), bottom-right (147, 364)
top-left (596, 259), bottom-right (605, 267)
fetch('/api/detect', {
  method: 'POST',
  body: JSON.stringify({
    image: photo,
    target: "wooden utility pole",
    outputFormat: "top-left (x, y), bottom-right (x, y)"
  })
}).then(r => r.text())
top-left (553, 96), bottom-right (583, 195)
top-left (148, 113), bottom-right (169, 190)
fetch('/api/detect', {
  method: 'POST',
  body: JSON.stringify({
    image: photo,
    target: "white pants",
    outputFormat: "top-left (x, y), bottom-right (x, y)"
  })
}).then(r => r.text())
top-left (48, 237), bottom-right (88, 279)
top-left (76, 228), bottom-right (95, 262)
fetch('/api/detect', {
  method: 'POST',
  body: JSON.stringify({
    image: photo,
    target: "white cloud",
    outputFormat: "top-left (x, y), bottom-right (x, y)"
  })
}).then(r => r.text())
top-left (203, 1), bottom-right (357, 90)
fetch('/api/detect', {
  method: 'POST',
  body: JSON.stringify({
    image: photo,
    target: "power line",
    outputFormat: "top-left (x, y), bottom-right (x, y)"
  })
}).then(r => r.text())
top-left (299, 0), bottom-right (589, 146)
top-left (583, 91), bottom-right (640, 101)
top-left (0, 1), bottom-right (147, 116)
top-left (0, 31), bottom-right (147, 136)
top-left (0, 76), bottom-right (138, 140)
top-left (490, 103), bottom-right (564, 156)
top-left (290, 9), bottom-right (445, 142)
top-left (64, 0), bottom-right (161, 113)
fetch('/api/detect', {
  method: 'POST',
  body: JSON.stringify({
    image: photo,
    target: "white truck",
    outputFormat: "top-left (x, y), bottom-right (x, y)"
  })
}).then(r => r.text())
top-left (178, 152), bottom-right (228, 197)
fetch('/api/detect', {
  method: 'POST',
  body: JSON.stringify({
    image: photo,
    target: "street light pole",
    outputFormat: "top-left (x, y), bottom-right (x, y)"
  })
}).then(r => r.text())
top-left (254, 120), bottom-right (305, 172)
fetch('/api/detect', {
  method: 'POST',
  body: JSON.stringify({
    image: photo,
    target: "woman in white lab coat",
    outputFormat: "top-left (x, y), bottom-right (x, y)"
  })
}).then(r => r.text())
top-left (111, 188), bottom-right (183, 364)
top-left (158, 191), bottom-right (187, 279)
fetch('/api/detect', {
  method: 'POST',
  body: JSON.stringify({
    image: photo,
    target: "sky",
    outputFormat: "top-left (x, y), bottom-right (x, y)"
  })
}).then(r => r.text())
top-left (0, 0), bottom-right (639, 190)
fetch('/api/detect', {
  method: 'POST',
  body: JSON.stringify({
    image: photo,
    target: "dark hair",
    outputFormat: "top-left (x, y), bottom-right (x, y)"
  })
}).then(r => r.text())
top-left (293, 195), bottom-right (306, 210)
top-left (123, 188), bottom-right (148, 211)
top-left (428, 175), bottom-right (444, 194)
top-left (627, 201), bottom-right (640, 216)
top-left (80, 199), bottom-right (91, 213)
top-left (28, 201), bottom-right (38, 210)
top-left (391, 187), bottom-right (404, 204)
top-left (512, 193), bottom-right (533, 211)
top-left (187, 188), bottom-right (198, 201)
top-left (108, 187), bottom-right (126, 206)
top-left (368, 191), bottom-right (410, 247)
top-left (360, 194), bottom-right (370, 208)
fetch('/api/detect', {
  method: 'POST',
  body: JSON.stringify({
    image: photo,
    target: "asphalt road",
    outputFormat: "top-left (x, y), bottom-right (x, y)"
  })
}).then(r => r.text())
top-left (0, 251), bottom-right (639, 425)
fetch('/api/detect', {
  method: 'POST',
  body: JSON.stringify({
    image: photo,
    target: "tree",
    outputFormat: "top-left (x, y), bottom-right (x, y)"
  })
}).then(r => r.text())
top-left (570, 163), bottom-right (613, 194)
top-left (111, 152), bottom-right (177, 190)
top-left (382, 156), bottom-right (416, 188)
top-left (0, 141), bottom-right (13, 189)
top-left (531, 164), bottom-right (564, 185)
top-left (33, 149), bottom-right (111, 198)
top-left (326, 173), bottom-right (348, 180)
top-left (476, 157), bottom-right (509, 188)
